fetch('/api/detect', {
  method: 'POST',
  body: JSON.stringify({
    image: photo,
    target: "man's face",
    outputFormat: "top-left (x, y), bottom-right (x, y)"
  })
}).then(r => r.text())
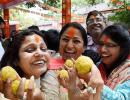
top-left (86, 14), bottom-right (106, 43)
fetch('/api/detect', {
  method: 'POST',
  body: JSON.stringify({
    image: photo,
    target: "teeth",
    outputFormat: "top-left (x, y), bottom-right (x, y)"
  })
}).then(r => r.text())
top-left (66, 51), bottom-right (74, 54)
top-left (34, 61), bottom-right (44, 64)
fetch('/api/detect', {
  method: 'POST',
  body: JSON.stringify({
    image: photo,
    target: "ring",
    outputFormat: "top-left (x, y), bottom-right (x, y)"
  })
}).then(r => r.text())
top-left (86, 86), bottom-right (96, 94)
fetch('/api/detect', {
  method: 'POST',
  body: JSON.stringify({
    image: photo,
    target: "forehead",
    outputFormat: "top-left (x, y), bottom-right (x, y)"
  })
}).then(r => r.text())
top-left (63, 27), bottom-right (83, 38)
top-left (100, 34), bottom-right (115, 43)
top-left (23, 34), bottom-right (43, 44)
top-left (88, 14), bottom-right (103, 19)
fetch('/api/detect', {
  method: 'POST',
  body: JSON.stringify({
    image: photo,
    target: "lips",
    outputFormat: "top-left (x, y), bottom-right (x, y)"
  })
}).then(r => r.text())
top-left (63, 51), bottom-right (76, 58)
top-left (101, 54), bottom-right (111, 60)
top-left (32, 60), bottom-right (46, 67)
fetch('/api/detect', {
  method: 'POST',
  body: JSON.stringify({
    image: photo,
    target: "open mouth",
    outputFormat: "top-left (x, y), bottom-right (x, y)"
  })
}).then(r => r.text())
top-left (64, 51), bottom-right (76, 58)
top-left (33, 60), bottom-right (46, 67)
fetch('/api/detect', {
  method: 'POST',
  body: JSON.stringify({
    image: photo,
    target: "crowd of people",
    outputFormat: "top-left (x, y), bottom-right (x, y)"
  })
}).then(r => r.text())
top-left (0, 10), bottom-right (130, 100)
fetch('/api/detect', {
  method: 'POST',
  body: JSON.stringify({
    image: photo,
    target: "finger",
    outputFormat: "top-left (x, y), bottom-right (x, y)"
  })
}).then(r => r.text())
top-left (26, 76), bottom-right (35, 100)
top-left (33, 88), bottom-right (44, 100)
top-left (58, 75), bottom-right (68, 88)
top-left (64, 64), bottom-right (73, 70)
top-left (68, 68), bottom-right (77, 79)
top-left (0, 72), bottom-right (4, 92)
top-left (4, 78), bottom-right (14, 98)
top-left (71, 58), bottom-right (76, 65)
top-left (17, 78), bottom-right (26, 99)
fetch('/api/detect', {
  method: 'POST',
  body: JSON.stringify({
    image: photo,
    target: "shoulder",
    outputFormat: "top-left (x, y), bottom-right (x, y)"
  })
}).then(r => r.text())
top-left (41, 70), bottom-right (59, 85)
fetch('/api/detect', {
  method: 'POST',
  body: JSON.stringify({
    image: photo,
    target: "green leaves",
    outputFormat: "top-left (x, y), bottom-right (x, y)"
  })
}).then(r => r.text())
top-left (108, 0), bottom-right (130, 27)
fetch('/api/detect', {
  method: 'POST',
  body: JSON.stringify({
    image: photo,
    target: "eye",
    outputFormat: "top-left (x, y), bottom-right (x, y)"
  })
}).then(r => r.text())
top-left (73, 40), bottom-right (81, 44)
top-left (96, 18), bottom-right (102, 22)
top-left (25, 48), bottom-right (35, 53)
top-left (106, 43), bottom-right (118, 48)
top-left (41, 47), bottom-right (47, 52)
top-left (62, 38), bottom-right (69, 42)
top-left (87, 19), bottom-right (94, 24)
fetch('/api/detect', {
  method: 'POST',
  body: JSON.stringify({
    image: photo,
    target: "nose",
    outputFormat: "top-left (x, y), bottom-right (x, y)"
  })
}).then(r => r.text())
top-left (100, 45), bottom-right (107, 52)
top-left (66, 40), bottom-right (74, 49)
top-left (93, 19), bottom-right (98, 24)
top-left (34, 49), bottom-right (44, 57)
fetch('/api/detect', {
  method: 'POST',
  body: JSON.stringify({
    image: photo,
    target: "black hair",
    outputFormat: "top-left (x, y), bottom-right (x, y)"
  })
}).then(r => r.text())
top-left (0, 16), bottom-right (5, 24)
top-left (0, 29), bottom-right (44, 77)
top-left (59, 22), bottom-right (88, 47)
top-left (100, 24), bottom-right (130, 74)
top-left (43, 29), bottom-right (59, 52)
top-left (28, 25), bottom-right (40, 31)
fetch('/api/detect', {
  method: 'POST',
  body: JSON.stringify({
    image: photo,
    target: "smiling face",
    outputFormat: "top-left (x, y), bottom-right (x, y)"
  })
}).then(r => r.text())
top-left (18, 34), bottom-right (50, 79)
top-left (59, 27), bottom-right (85, 60)
top-left (87, 14), bottom-right (106, 43)
top-left (98, 34), bottom-right (121, 68)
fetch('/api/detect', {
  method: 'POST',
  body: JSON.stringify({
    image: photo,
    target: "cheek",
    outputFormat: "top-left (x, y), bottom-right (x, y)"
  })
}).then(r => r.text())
top-left (76, 45), bottom-right (84, 54)
top-left (44, 52), bottom-right (50, 63)
top-left (59, 42), bottom-right (65, 53)
top-left (111, 49), bottom-right (120, 60)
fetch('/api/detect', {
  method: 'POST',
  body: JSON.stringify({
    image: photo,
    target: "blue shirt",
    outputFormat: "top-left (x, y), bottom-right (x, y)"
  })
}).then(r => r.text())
top-left (101, 80), bottom-right (130, 100)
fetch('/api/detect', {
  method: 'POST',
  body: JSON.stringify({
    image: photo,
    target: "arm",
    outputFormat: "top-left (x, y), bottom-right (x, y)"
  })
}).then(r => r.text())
top-left (101, 80), bottom-right (130, 100)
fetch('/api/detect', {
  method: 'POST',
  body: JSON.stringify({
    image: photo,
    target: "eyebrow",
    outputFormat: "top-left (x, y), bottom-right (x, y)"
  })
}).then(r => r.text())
top-left (62, 35), bottom-right (82, 39)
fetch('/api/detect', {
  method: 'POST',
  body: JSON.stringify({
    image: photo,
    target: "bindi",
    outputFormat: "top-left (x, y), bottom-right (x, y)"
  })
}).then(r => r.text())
top-left (91, 15), bottom-right (96, 19)
top-left (67, 27), bottom-right (75, 38)
top-left (103, 35), bottom-right (110, 44)
top-left (34, 35), bottom-right (41, 43)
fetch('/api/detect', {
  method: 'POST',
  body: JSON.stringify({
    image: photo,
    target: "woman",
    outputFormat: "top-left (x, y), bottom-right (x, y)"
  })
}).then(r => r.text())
top-left (41, 22), bottom-right (102, 100)
top-left (0, 30), bottom-right (50, 100)
top-left (97, 24), bottom-right (130, 100)
top-left (67, 24), bottom-right (130, 100)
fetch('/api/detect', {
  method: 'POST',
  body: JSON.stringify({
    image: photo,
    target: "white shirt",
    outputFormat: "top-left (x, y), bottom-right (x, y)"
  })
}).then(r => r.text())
top-left (0, 41), bottom-right (4, 61)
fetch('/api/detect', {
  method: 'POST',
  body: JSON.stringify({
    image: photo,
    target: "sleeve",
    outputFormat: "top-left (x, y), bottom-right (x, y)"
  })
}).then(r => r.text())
top-left (0, 92), bottom-right (9, 100)
top-left (40, 70), bottom-right (61, 100)
top-left (101, 80), bottom-right (130, 100)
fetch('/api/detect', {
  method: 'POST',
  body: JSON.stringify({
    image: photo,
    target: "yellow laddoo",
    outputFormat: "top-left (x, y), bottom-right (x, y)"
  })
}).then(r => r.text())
top-left (1, 66), bottom-right (18, 81)
top-left (59, 70), bottom-right (69, 78)
top-left (12, 80), bottom-right (30, 94)
top-left (75, 56), bottom-right (93, 74)
top-left (1, 66), bottom-right (30, 95)
top-left (64, 59), bottom-right (74, 68)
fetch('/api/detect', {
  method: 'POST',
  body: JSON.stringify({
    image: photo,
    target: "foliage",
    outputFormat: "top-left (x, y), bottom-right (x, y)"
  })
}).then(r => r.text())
top-left (85, 0), bottom-right (104, 5)
top-left (108, 0), bottom-right (130, 27)
top-left (25, 0), bottom-right (60, 8)
top-left (25, 2), bottom-right (36, 8)
top-left (72, 0), bottom-right (104, 6)
top-left (44, 0), bottom-right (60, 8)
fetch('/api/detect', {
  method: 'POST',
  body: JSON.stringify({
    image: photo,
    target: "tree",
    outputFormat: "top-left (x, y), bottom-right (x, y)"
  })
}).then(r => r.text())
top-left (108, 0), bottom-right (130, 27)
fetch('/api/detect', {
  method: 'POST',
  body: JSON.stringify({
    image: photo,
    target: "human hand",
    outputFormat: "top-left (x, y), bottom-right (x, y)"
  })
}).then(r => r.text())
top-left (17, 76), bottom-right (44, 100)
top-left (87, 65), bottom-right (104, 100)
top-left (0, 75), bottom-right (44, 100)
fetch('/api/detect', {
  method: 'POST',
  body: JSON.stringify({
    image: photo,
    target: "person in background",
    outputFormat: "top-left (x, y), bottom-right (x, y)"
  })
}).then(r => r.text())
top-left (28, 25), bottom-right (40, 31)
top-left (0, 16), bottom-right (5, 61)
top-left (83, 10), bottom-right (107, 64)
top-left (0, 29), bottom-right (50, 100)
top-left (43, 29), bottom-right (59, 57)
top-left (86, 10), bottom-right (107, 51)
top-left (65, 24), bottom-right (130, 100)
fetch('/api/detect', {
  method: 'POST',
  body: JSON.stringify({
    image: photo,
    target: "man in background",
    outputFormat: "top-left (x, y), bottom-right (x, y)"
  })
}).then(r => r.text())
top-left (83, 10), bottom-right (107, 64)
top-left (86, 10), bottom-right (107, 51)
